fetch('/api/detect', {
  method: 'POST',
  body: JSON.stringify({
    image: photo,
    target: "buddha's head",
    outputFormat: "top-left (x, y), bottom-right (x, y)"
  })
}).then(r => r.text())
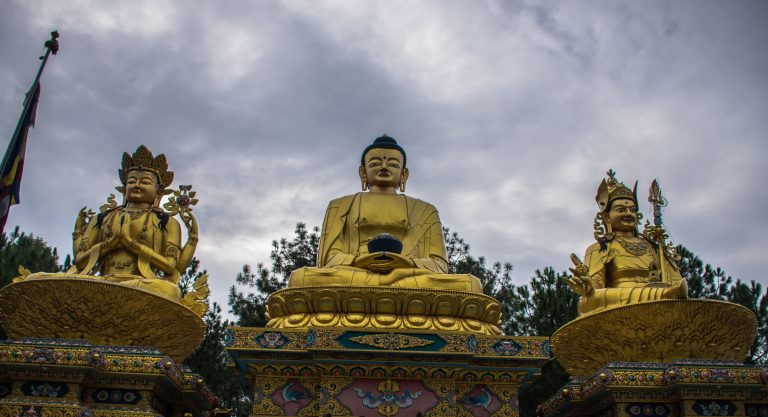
top-left (359, 135), bottom-right (409, 193)
top-left (595, 169), bottom-right (642, 241)
top-left (118, 145), bottom-right (175, 207)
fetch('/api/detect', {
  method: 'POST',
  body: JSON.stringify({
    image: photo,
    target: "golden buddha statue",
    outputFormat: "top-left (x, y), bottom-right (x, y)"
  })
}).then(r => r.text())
top-left (566, 170), bottom-right (688, 315)
top-left (65, 145), bottom-right (199, 301)
top-left (288, 135), bottom-right (481, 292)
top-left (268, 135), bottom-right (500, 334)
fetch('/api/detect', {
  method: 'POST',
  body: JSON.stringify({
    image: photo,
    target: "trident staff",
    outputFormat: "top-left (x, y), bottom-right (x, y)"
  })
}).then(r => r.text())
top-left (648, 179), bottom-right (671, 284)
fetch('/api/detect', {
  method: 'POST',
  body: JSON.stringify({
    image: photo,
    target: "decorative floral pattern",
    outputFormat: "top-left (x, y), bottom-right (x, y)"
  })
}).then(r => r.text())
top-left (348, 333), bottom-right (435, 350)
top-left (493, 339), bottom-right (523, 356)
top-left (255, 332), bottom-right (290, 349)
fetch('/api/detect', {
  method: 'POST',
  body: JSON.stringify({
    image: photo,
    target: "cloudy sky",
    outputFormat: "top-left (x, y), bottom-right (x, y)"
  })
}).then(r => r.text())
top-left (1, 1), bottom-right (766, 315)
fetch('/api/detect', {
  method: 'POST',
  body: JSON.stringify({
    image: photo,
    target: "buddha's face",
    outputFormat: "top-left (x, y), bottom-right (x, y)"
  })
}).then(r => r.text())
top-left (606, 198), bottom-right (638, 233)
top-left (359, 148), bottom-right (408, 192)
top-left (125, 170), bottom-right (159, 205)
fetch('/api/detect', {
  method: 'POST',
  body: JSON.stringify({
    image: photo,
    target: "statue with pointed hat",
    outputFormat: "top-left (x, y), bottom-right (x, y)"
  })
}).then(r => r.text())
top-left (565, 170), bottom-right (688, 315)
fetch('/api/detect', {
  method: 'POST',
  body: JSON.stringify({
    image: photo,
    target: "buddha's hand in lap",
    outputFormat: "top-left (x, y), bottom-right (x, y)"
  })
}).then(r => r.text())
top-left (353, 252), bottom-right (416, 273)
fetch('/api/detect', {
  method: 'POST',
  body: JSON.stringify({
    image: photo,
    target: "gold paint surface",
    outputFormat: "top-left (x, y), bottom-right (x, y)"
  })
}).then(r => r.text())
top-left (0, 276), bottom-right (205, 361)
top-left (551, 299), bottom-right (757, 376)
top-left (267, 285), bottom-right (502, 335)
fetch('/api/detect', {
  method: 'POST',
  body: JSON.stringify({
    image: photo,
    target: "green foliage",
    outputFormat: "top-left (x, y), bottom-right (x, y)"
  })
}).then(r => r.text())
top-left (178, 257), bottom-right (205, 297)
top-left (443, 227), bottom-right (513, 298)
top-left (0, 226), bottom-right (62, 340)
top-left (0, 226), bottom-right (61, 288)
top-left (677, 246), bottom-right (732, 299)
top-left (502, 268), bottom-right (579, 337)
top-left (504, 268), bottom-right (578, 417)
top-left (726, 279), bottom-right (767, 364)
top-left (179, 259), bottom-right (251, 416)
top-left (677, 245), bottom-right (767, 364)
top-left (228, 223), bottom-right (319, 326)
top-left (184, 302), bottom-right (250, 417)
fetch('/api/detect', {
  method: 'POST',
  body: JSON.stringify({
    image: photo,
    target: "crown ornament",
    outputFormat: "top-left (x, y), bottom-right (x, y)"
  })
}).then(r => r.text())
top-left (595, 169), bottom-right (637, 212)
top-left (118, 145), bottom-right (175, 189)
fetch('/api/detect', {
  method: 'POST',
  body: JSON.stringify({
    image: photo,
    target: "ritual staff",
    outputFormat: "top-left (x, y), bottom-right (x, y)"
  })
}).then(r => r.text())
top-left (566, 171), bottom-right (688, 315)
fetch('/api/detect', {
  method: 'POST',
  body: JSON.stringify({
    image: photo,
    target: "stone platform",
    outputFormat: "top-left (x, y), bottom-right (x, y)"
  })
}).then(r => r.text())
top-left (0, 338), bottom-right (220, 417)
top-left (226, 327), bottom-right (549, 417)
top-left (537, 360), bottom-right (768, 417)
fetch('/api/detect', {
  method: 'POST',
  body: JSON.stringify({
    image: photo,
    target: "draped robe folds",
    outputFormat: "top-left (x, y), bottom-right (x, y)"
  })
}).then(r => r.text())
top-left (578, 238), bottom-right (687, 315)
top-left (288, 193), bottom-right (482, 292)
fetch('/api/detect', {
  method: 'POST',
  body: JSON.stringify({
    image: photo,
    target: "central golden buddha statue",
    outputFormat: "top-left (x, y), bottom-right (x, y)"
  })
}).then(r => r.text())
top-left (288, 135), bottom-right (482, 292)
top-left (268, 135), bottom-right (500, 334)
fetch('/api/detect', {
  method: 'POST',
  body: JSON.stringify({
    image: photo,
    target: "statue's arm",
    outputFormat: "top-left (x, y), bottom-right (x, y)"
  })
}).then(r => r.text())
top-left (73, 214), bottom-right (106, 271)
top-left (411, 219), bottom-right (448, 273)
top-left (584, 243), bottom-right (607, 289)
top-left (318, 197), bottom-right (356, 267)
top-left (400, 201), bottom-right (448, 273)
top-left (176, 210), bottom-right (198, 272)
top-left (160, 218), bottom-right (183, 282)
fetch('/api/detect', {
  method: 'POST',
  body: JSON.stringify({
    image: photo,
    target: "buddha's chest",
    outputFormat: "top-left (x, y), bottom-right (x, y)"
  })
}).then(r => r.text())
top-left (357, 194), bottom-right (408, 238)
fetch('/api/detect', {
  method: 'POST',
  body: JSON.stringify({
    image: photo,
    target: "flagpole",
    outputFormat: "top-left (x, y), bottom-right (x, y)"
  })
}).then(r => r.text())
top-left (0, 31), bottom-right (60, 234)
top-left (29, 31), bottom-right (60, 101)
top-left (1, 31), bottom-right (59, 171)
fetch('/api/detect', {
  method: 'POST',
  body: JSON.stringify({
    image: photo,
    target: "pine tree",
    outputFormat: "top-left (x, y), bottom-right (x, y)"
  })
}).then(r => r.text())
top-left (0, 226), bottom-right (61, 288)
top-left (0, 226), bottom-right (62, 339)
top-left (503, 268), bottom-right (578, 417)
top-left (184, 303), bottom-right (250, 417)
top-left (228, 223), bottom-right (319, 326)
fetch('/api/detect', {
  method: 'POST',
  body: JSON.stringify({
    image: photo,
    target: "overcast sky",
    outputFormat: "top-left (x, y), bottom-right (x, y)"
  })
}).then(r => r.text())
top-left (1, 1), bottom-right (766, 316)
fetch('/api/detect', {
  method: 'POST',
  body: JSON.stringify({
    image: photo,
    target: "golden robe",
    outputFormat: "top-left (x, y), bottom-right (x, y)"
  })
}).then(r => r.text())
top-left (578, 237), bottom-right (687, 315)
top-left (73, 208), bottom-right (182, 300)
top-left (288, 192), bottom-right (482, 292)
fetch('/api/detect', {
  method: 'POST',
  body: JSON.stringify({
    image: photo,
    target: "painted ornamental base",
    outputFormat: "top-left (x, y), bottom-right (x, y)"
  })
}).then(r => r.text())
top-left (0, 338), bottom-right (221, 417)
top-left (537, 360), bottom-right (768, 417)
top-left (225, 327), bottom-right (549, 417)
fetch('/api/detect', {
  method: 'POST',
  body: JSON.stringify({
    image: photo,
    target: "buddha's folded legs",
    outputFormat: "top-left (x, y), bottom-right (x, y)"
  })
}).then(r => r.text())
top-left (578, 280), bottom-right (687, 315)
top-left (289, 266), bottom-right (483, 292)
top-left (103, 274), bottom-right (182, 301)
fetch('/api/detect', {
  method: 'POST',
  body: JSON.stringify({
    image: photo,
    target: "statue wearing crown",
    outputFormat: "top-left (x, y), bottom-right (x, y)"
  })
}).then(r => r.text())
top-left (0, 145), bottom-right (207, 361)
top-left (68, 145), bottom-right (200, 302)
top-left (551, 170), bottom-right (756, 378)
top-left (565, 170), bottom-right (688, 315)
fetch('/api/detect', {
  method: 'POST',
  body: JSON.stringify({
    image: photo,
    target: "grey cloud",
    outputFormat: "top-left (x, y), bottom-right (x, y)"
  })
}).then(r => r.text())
top-left (1, 1), bottom-right (766, 315)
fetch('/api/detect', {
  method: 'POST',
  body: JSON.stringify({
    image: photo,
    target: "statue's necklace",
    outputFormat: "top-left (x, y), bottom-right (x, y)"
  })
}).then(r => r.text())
top-left (615, 237), bottom-right (649, 256)
top-left (124, 208), bottom-right (151, 220)
top-left (136, 211), bottom-right (151, 244)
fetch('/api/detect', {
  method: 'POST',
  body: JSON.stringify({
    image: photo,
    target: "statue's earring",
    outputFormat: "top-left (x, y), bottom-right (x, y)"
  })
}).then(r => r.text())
top-left (602, 213), bottom-right (614, 241)
top-left (361, 179), bottom-right (368, 191)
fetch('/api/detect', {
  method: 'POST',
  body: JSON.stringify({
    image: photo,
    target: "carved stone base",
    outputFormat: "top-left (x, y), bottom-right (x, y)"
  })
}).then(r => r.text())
top-left (267, 286), bottom-right (502, 335)
top-left (537, 360), bottom-right (768, 417)
top-left (550, 299), bottom-right (757, 377)
top-left (226, 326), bottom-right (549, 416)
top-left (0, 275), bottom-right (205, 361)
